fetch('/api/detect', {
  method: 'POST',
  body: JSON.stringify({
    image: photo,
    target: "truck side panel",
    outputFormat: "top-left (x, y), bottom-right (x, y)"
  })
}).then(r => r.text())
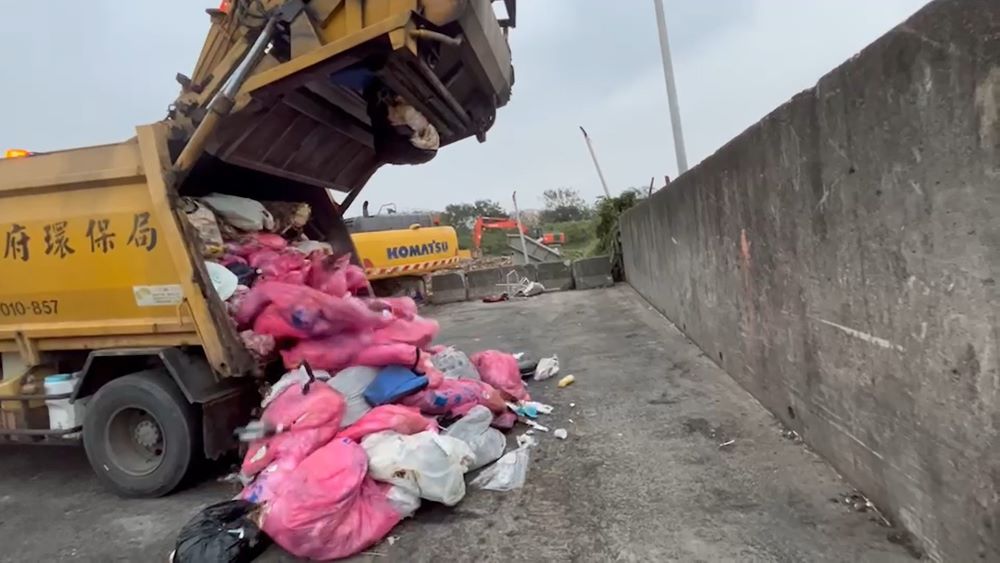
top-left (0, 143), bottom-right (197, 347)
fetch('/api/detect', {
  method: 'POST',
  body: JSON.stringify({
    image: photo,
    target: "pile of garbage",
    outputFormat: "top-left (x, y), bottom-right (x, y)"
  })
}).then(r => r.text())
top-left (173, 193), bottom-right (566, 561)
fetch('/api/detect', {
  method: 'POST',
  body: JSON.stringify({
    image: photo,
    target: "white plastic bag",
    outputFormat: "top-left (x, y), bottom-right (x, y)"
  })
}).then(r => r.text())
top-left (327, 366), bottom-right (378, 427)
top-left (201, 193), bottom-right (276, 232)
top-left (432, 347), bottom-right (480, 380)
top-left (534, 355), bottom-right (560, 381)
top-left (362, 431), bottom-right (474, 506)
top-left (261, 366), bottom-right (332, 408)
top-left (471, 446), bottom-right (531, 492)
top-left (385, 483), bottom-right (421, 518)
top-left (443, 406), bottom-right (506, 470)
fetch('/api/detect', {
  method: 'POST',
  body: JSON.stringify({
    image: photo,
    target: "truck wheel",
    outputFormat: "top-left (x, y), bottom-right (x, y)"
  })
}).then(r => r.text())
top-left (83, 369), bottom-right (199, 498)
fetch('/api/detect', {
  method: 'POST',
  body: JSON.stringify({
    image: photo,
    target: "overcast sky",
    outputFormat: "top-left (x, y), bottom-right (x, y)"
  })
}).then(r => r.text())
top-left (1, 0), bottom-right (928, 211)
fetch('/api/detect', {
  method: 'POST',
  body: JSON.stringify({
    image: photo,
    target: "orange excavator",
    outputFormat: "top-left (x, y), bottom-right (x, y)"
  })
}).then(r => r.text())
top-left (472, 216), bottom-right (526, 254)
top-left (472, 216), bottom-right (565, 255)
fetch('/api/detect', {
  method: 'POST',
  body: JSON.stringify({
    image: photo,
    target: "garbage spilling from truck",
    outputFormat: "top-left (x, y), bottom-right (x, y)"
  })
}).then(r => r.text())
top-left (172, 194), bottom-right (565, 561)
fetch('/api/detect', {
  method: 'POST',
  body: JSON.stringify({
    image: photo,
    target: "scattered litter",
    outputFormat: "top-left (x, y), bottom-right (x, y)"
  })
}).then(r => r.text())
top-left (718, 439), bottom-right (736, 448)
top-left (569, 402), bottom-right (576, 408)
top-left (507, 400), bottom-right (553, 419)
top-left (173, 500), bottom-right (269, 563)
top-left (568, 418), bottom-right (574, 424)
top-left (522, 419), bottom-right (549, 432)
top-left (515, 281), bottom-right (545, 297)
top-left (533, 355), bottom-right (560, 381)
top-left (386, 536), bottom-right (399, 546)
top-left (553, 428), bottom-right (568, 440)
top-left (516, 433), bottom-right (538, 449)
top-left (782, 429), bottom-right (801, 441)
top-left (512, 352), bottom-right (525, 360)
top-left (557, 374), bottom-right (576, 388)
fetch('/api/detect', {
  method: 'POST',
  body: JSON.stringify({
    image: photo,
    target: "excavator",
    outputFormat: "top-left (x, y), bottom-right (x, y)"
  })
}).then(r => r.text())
top-left (472, 216), bottom-right (565, 258)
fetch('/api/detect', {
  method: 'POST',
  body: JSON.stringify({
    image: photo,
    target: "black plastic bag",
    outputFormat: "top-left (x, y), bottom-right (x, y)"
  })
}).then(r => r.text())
top-left (173, 500), bottom-right (269, 563)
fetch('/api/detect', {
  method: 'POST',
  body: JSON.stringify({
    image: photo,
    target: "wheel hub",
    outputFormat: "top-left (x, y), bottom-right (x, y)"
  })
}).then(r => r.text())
top-left (133, 418), bottom-right (162, 450)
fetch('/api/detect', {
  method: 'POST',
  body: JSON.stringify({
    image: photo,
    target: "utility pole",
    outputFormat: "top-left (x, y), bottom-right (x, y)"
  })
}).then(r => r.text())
top-left (512, 190), bottom-right (530, 265)
top-left (579, 127), bottom-right (612, 198)
top-left (652, 0), bottom-right (689, 174)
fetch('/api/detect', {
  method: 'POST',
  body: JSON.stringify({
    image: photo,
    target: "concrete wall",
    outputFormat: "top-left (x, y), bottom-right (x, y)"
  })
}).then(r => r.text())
top-left (621, 1), bottom-right (1000, 560)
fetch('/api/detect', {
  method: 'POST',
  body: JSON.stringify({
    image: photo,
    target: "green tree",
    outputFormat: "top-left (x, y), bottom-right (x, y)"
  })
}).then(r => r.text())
top-left (540, 188), bottom-right (591, 223)
top-left (593, 188), bottom-right (644, 255)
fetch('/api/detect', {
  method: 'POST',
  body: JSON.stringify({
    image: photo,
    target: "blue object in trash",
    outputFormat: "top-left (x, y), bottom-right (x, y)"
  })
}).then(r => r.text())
top-left (363, 366), bottom-right (428, 406)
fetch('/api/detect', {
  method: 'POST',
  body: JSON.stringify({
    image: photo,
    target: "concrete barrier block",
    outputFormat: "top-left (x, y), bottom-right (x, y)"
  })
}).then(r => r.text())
top-left (536, 261), bottom-right (574, 291)
top-left (571, 256), bottom-right (614, 290)
top-left (429, 271), bottom-right (467, 304)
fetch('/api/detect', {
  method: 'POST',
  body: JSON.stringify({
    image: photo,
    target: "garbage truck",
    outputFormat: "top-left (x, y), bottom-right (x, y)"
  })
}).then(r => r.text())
top-left (0, 0), bottom-right (516, 497)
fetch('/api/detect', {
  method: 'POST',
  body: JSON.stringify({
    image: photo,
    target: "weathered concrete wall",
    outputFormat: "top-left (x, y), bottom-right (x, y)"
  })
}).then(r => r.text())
top-left (621, 1), bottom-right (1000, 560)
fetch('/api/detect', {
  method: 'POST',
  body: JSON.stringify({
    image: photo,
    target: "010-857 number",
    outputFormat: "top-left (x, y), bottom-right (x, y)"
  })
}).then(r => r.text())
top-left (0, 300), bottom-right (59, 317)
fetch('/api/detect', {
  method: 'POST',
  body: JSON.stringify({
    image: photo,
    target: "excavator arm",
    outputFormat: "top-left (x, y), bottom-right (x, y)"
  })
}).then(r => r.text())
top-left (472, 215), bottom-right (525, 251)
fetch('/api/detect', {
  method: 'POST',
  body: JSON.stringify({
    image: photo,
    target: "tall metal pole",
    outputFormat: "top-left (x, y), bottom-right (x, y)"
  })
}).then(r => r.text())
top-left (652, 0), bottom-right (689, 174)
top-left (579, 127), bottom-right (612, 198)
top-left (512, 190), bottom-right (530, 265)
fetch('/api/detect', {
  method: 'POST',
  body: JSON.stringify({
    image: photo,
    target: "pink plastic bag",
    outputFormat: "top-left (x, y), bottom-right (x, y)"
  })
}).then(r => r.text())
top-left (337, 405), bottom-right (438, 443)
top-left (262, 381), bottom-right (346, 432)
top-left (262, 437), bottom-right (403, 561)
top-left (240, 425), bottom-right (338, 480)
top-left (368, 297), bottom-right (418, 321)
top-left (236, 282), bottom-right (387, 335)
top-left (399, 378), bottom-right (506, 417)
top-left (470, 350), bottom-right (530, 401)
top-left (309, 254), bottom-right (352, 297)
top-left (371, 316), bottom-right (439, 348)
top-left (251, 232), bottom-right (289, 251)
top-left (353, 343), bottom-right (418, 368)
top-left (280, 333), bottom-right (372, 371)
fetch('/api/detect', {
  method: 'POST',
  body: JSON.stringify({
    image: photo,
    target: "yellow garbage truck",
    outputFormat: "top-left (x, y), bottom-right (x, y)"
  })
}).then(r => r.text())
top-left (0, 0), bottom-right (515, 497)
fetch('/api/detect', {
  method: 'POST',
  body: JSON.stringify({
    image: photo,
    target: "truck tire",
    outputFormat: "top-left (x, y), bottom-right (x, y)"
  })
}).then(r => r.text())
top-left (83, 369), bottom-right (200, 498)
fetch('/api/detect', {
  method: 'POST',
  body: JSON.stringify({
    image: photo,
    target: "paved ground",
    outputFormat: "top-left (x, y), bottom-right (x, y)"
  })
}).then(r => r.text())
top-left (0, 286), bottom-right (918, 562)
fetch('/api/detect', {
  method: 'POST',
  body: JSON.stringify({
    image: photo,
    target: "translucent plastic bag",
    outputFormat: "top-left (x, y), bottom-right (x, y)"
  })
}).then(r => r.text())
top-left (471, 446), bottom-right (531, 492)
top-left (443, 405), bottom-right (506, 470)
top-left (328, 366), bottom-right (378, 427)
top-left (201, 193), bottom-right (275, 232)
top-left (432, 347), bottom-right (480, 380)
top-left (362, 431), bottom-right (474, 506)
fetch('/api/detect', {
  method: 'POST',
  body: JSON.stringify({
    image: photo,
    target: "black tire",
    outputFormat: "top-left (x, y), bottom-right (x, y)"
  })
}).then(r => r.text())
top-left (83, 369), bottom-right (200, 498)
